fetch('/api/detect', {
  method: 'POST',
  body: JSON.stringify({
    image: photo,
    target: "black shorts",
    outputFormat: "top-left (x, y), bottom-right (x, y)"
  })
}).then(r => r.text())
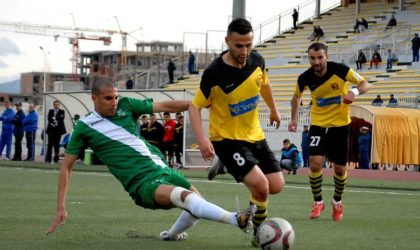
top-left (309, 125), bottom-right (350, 166)
top-left (212, 139), bottom-right (281, 183)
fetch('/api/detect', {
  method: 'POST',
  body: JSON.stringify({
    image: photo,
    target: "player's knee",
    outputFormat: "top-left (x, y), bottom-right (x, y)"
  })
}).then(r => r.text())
top-left (169, 186), bottom-right (192, 209)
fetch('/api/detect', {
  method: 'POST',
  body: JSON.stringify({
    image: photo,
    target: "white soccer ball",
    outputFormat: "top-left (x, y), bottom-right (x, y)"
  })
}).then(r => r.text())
top-left (257, 217), bottom-right (295, 250)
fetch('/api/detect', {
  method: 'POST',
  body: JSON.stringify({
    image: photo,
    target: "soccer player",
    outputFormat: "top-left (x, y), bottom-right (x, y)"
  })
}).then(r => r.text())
top-left (288, 42), bottom-right (370, 221)
top-left (46, 78), bottom-right (254, 241)
top-left (188, 18), bottom-right (285, 246)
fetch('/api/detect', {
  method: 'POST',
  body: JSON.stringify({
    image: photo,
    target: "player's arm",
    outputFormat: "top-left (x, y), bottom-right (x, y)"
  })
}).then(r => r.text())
top-left (188, 104), bottom-right (215, 161)
top-left (288, 94), bottom-right (301, 132)
top-left (46, 154), bottom-right (78, 235)
top-left (344, 80), bottom-right (370, 104)
top-left (152, 100), bottom-right (191, 113)
top-left (260, 83), bottom-right (280, 129)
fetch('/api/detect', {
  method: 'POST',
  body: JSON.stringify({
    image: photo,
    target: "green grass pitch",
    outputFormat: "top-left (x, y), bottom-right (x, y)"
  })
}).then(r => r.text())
top-left (1, 163), bottom-right (420, 250)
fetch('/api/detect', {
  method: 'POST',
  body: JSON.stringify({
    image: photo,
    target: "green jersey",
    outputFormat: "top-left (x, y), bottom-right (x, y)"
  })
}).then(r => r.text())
top-left (66, 96), bottom-right (168, 194)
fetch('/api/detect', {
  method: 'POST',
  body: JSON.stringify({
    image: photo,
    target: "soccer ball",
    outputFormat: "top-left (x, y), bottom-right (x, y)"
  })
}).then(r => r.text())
top-left (257, 217), bottom-right (295, 250)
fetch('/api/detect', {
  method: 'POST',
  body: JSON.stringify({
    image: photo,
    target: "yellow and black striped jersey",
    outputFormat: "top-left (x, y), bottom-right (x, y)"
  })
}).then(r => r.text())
top-left (192, 51), bottom-right (267, 142)
top-left (294, 62), bottom-right (365, 128)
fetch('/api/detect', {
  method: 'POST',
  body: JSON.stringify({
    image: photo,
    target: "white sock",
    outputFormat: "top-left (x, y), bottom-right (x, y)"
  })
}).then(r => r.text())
top-left (184, 192), bottom-right (237, 225)
top-left (167, 211), bottom-right (199, 239)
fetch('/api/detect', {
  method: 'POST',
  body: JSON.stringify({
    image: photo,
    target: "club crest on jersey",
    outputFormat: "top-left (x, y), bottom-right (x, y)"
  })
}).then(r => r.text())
top-left (116, 109), bottom-right (126, 116)
top-left (229, 95), bottom-right (259, 117)
top-left (256, 75), bottom-right (263, 88)
top-left (330, 82), bottom-right (339, 90)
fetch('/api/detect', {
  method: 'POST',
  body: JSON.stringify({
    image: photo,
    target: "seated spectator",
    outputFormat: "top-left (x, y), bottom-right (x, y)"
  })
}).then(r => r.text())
top-left (353, 19), bottom-right (361, 33)
top-left (386, 14), bottom-right (397, 29)
top-left (309, 25), bottom-right (324, 41)
top-left (355, 50), bottom-right (367, 70)
top-left (360, 18), bottom-right (368, 31)
top-left (309, 26), bottom-right (318, 41)
top-left (368, 50), bottom-right (382, 69)
top-left (386, 49), bottom-right (398, 69)
top-left (279, 138), bottom-right (303, 175)
top-left (371, 95), bottom-right (383, 106)
top-left (388, 94), bottom-right (398, 107)
top-left (315, 25), bottom-right (324, 41)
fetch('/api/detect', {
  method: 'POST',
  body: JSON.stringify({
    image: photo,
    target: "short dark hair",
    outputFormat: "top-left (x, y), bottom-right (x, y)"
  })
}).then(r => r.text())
top-left (163, 112), bottom-right (170, 116)
top-left (283, 138), bottom-right (290, 144)
top-left (308, 42), bottom-right (328, 54)
top-left (227, 18), bottom-right (253, 35)
top-left (91, 78), bottom-right (116, 95)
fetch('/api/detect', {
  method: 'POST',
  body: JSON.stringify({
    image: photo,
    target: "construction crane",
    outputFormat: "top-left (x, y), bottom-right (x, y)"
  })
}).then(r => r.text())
top-left (0, 20), bottom-right (118, 77)
top-left (114, 16), bottom-right (142, 66)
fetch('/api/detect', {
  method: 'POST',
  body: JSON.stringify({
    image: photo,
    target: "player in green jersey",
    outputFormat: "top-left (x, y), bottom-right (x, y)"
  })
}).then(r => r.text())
top-left (46, 78), bottom-right (254, 241)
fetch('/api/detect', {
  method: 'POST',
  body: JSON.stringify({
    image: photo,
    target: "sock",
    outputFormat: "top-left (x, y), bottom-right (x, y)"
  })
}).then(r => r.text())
top-left (333, 171), bottom-right (347, 202)
top-left (250, 197), bottom-right (268, 236)
top-left (309, 170), bottom-right (323, 202)
top-left (183, 192), bottom-right (237, 225)
top-left (167, 210), bottom-right (199, 239)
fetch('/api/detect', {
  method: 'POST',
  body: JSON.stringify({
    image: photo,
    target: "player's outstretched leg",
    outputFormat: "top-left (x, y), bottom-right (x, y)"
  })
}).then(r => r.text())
top-left (169, 187), bottom-right (254, 232)
top-left (160, 210), bottom-right (198, 241)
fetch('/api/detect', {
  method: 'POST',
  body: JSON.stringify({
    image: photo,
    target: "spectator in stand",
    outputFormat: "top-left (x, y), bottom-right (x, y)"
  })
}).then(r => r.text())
top-left (173, 113), bottom-right (184, 169)
top-left (279, 138), bottom-right (303, 175)
top-left (139, 114), bottom-right (149, 139)
top-left (163, 112), bottom-right (176, 167)
top-left (292, 9), bottom-right (299, 30)
top-left (371, 95), bottom-right (383, 106)
top-left (188, 51), bottom-right (196, 74)
top-left (353, 19), bottom-right (361, 33)
top-left (23, 103), bottom-right (38, 161)
top-left (386, 49), bottom-right (398, 69)
top-left (12, 103), bottom-right (25, 161)
top-left (309, 26), bottom-right (317, 41)
top-left (145, 114), bottom-right (164, 153)
top-left (388, 94), bottom-right (398, 107)
top-left (167, 59), bottom-right (176, 84)
top-left (368, 50), bottom-right (382, 69)
top-left (411, 33), bottom-right (420, 62)
top-left (357, 126), bottom-right (371, 169)
top-left (360, 18), bottom-right (368, 31)
top-left (301, 124), bottom-right (310, 168)
top-left (126, 77), bottom-right (134, 89)
top-left (0, 100), bottom-right (15, 160)
top-left (355, 50), bottom-right (367, 70)
top-left (386, 14), bottom-right (397, 29)
top-left (315, 25), bottom-right (324, 41)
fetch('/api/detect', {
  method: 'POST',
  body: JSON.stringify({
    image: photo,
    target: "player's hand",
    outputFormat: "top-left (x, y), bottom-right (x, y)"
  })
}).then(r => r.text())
top-left (197, 137), bottom-right (215, 161)
top-left (46, 207), bottom-right (67, 235)
top-left (270, 110), bottom-right (281, 129)
top-left (343, 92), bottom-right (356, 104)
top-left (288, 119), bottom-right (298, 132)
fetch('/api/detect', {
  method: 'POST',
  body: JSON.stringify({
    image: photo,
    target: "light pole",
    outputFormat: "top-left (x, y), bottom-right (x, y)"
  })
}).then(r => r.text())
top-left (39, 46), bottom-right (47, 161)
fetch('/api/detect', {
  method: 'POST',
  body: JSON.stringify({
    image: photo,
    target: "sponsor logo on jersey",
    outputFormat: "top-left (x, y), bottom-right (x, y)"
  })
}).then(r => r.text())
top-left (229, 95), bottom-right (259, 117)
top-left (316, 95), bottom-right (342, 107)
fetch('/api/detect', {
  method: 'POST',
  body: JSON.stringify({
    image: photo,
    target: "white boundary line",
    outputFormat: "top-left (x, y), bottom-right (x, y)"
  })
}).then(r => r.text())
top-left (2, 166), bottom-right (420, 196)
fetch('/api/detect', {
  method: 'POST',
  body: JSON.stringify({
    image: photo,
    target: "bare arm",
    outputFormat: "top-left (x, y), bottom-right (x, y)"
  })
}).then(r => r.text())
top-left (343, 80), bottom-right (370, 104)
top-left (46, 154), bottom-right (78, 235)
top-left (288, 94), bottom-right (301, 132)
top-left (188, 104), bottom-right (214, 161)
top-left (153, 100), bottom-right (191, 113)
top-left (260, 83), bottom-right (281, 129)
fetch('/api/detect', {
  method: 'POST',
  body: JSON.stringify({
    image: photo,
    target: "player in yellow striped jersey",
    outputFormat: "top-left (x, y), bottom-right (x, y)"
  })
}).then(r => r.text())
top-left (288, 42), bottom-right (370, 221)
top-left (189, 18), bottom-right (285, 246)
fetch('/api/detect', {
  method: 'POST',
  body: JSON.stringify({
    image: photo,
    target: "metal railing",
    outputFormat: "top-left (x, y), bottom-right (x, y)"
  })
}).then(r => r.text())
top-left (135, 0), bottom-right (342, 89)
top-left (253, 0), bottom-right (341, 45)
